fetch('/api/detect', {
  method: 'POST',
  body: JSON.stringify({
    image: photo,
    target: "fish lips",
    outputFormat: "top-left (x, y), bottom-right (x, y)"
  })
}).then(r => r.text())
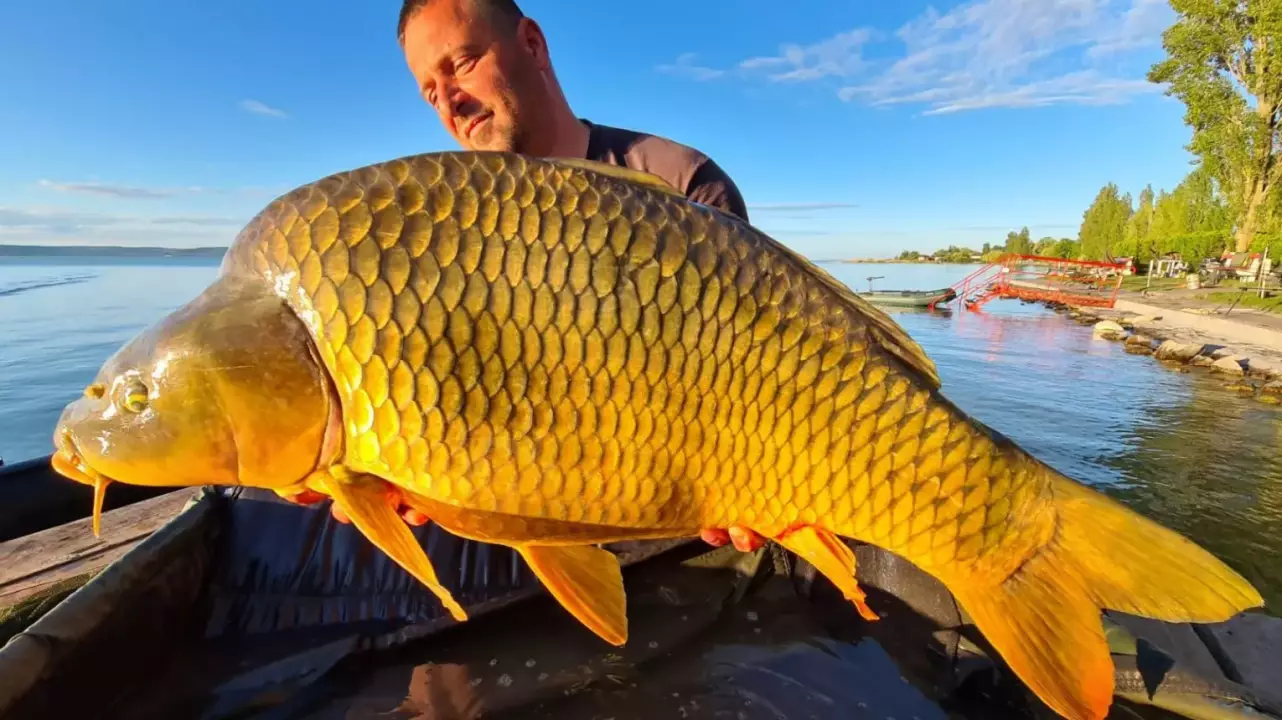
top-left (51, 418), bottom-right (109, 488)
top-left (51, 419), bottom-right (118, 537)
top-left (51, 392), bottom-right (134, 489)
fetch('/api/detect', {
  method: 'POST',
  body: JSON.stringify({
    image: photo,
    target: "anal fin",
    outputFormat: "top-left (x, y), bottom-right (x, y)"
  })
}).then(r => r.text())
top-left (773, 526), bottom-right (879, 621)
top-left (517, 545), bottom-right (628, 646)
top-left (315, 470), bottom-right (468, 622)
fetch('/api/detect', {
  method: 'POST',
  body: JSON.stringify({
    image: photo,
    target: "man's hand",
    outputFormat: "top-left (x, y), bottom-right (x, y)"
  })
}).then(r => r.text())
top-left (279, 487), bottom-right (430, 526)
top-left (700, 526), bottom-right (767, 552)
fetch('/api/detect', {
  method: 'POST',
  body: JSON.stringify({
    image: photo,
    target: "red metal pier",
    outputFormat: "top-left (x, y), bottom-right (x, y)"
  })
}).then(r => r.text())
top-left (948, 254), bottom-right (1128, 311)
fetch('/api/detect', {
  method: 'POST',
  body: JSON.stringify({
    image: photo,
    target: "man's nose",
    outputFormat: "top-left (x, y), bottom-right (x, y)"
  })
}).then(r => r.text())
top-left (445, 84), bottom-right (474, 117)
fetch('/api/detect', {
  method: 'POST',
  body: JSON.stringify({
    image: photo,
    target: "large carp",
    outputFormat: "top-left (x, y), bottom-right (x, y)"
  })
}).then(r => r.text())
top-left (51, 151), bottom-right (1261, 720)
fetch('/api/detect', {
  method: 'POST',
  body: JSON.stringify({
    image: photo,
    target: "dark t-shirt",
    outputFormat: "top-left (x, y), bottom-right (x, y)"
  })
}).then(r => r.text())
top-left (581, 120), bottom-right (749, 223)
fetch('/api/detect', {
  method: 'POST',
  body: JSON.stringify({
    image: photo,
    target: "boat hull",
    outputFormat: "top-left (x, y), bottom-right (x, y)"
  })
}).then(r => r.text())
top-left (855, 287), bottom-right (957, 307)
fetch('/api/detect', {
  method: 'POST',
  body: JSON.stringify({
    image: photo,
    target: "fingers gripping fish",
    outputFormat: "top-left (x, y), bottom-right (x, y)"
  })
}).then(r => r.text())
top-left (51, 152), bottom-right (1263, 720)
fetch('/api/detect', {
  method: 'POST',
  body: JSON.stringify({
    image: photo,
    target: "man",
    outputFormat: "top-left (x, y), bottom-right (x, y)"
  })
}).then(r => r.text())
top-left (396, 0), bottom-right (749, 224)
top-left (289, 0), bottom-right (764, 554)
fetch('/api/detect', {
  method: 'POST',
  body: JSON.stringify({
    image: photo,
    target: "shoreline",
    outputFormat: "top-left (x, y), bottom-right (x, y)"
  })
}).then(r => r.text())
top-left (1046, 294), bottom-right (1282, 404)
top-left (836, 258), bottom-right (983, 265)
top-left (0, 244), bottom-right (227, 259)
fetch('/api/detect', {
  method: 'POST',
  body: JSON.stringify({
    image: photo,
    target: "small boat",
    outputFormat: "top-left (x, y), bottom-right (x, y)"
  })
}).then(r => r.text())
top-left (1, 457), bottom-right (1279, 719)
top-left (856, 287), bottom-right (957, 308)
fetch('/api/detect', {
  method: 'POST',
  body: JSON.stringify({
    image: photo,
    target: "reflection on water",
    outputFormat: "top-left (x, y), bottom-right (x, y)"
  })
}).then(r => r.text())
top-left (1104, 378), bottom-right (1282, 610)
top-left (1, 259), bottom-right (1280, 609)
top-left (0, 258), bottom-right (222, 463)
top-left (875, 297), bottom-right (1282, 611)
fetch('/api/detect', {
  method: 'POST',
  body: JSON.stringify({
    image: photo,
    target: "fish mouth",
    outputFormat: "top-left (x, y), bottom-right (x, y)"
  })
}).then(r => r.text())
top-left (51, 428), bottom-right (114, 538)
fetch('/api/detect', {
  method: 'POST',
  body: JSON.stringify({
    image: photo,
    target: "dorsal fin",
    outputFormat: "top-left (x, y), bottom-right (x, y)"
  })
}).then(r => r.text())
top-left (554, 158), bottom-right (685, 199)
top-left (756, 231), bottom-right (942, 390)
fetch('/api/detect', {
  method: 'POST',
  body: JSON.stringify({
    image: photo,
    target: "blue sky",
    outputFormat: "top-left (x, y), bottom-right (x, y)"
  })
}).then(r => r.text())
top-left (0, 0), bottom-right (1193, 259)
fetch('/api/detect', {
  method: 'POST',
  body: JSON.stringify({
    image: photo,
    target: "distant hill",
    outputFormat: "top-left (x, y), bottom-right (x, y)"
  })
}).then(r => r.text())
top-left (0, 245), bottom-right (228, 259)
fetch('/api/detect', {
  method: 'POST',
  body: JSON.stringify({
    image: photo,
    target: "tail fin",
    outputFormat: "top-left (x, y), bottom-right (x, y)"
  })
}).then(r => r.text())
top-left (950, 471), bottom-right (1263, 720)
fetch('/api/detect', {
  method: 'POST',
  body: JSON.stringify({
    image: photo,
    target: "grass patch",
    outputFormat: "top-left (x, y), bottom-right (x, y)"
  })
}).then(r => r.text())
top-left (1203, 288), bottom-right (1282, 314)
top-left (1121, 276), bottom-right (1186, 292)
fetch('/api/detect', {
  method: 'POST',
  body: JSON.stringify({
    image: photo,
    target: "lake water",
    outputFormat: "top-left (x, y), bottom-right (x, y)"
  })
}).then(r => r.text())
top-left (2, 257), bottom-right (1280, 609)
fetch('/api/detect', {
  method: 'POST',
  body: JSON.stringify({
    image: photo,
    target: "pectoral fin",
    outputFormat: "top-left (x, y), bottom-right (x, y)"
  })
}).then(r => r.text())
top-left (517, 544), bottom-right (628, 646)
top-left (774, 526), bottom-right (879, 622)
top-left (316, 469), bottom-right (468, 622)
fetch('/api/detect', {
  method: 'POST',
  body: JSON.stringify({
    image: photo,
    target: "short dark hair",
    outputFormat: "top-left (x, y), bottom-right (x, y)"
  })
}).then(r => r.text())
top-left (397, 0), bottom-right (525, 43)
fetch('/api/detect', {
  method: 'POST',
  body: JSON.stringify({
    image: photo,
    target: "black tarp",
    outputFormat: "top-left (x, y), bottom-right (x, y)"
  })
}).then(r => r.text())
top-left (0, 488), bottom-right (694, 719)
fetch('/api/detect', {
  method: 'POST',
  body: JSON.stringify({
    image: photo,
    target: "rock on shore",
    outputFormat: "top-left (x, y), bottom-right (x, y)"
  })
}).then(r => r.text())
top-left (1063, 303), bottom-right (1282, 402)
top-left (1125, 334), bottom-right (1157, 354)
top-left (1093, 320), bottom-right (1127, 340)
top-left (1248, 358), bottom-right (1281, 378)
top-left (1212, 356), bottom-right (1248, 376)
top-left (1154, 340), bottom-right (1205, 363)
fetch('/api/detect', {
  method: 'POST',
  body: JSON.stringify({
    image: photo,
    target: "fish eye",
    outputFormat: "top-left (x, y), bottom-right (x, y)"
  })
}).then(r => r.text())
top-left (118, 380), bottom-right (149, 413)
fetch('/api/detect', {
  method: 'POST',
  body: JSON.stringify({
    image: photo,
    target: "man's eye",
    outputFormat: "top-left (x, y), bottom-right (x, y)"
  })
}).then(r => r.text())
top-left (457, 56), bottom-right (478, 73)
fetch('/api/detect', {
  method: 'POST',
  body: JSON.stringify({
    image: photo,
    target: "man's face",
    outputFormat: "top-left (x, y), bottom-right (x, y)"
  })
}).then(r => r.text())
top-left (401, 0), bottom-right (542, 152)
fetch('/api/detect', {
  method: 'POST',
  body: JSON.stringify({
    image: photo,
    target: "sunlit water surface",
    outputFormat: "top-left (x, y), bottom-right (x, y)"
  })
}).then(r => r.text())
top-left (1, 258), bottom-right (1279, 608)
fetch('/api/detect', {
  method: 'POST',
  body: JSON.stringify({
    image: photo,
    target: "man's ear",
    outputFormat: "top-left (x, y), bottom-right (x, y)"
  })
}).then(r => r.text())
top-left (515, 17), bottom-right (551, 70)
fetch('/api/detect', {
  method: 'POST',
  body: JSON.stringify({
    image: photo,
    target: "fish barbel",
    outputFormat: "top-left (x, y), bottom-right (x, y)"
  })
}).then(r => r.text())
top-left (51, 151), bottom-right (1262, 720)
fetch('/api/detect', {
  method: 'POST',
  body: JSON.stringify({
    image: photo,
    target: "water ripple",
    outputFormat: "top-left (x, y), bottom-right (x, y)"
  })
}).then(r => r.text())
top-left (0, 273), bottom-right (96, 298)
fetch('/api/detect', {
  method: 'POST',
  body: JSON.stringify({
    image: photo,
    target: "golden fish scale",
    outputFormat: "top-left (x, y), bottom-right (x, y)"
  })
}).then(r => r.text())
top-left (225, 152), bottom-right (1050, 578)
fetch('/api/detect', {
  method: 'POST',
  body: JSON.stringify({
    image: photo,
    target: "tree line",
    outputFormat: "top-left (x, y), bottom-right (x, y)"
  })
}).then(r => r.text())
top-left (894, 231), bottom-right (1081, 264)
top-left (962, 2), bottom-right (1282, 267)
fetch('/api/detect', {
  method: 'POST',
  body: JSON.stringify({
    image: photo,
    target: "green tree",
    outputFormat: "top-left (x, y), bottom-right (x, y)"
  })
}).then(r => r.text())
top-left (1148, 0), bottom-right (1282, 252)
top-left (1052, 238), bottom-right (1081, 259)
top-left (1033, 236), bottom-right (1057, 256)
top-left (1004, 226), bottom-right (1034, 255)
top-left (1148, 166), bottom-right (1233, 261)
top-left (933, 245), bottom-right (979, 263)
top-left (1078, 183), bottom-right (1133, 260)
top-left (1119, 185), bottom-right (1156, 263)
top-left (897, 250), bottom-right (921, 261)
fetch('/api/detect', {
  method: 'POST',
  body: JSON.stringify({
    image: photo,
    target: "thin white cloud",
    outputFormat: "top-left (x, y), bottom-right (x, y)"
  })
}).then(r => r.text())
top-left (749, 201), bottom-right (860, 211)
top-left (1088, 0), bottom-right (1175, 57)
top-left (655, 53), bottom-right (724, 82)
top-left (37, 179), bottom-right (287, 199)
top-left (0, 208), bottom-right (119, 231)
top-left (0, 207), bottom-right (247, 248)
top-left (239, 99), bottom-right (289, 118)
top-left (149, 215), bottom-right (243, 226)
top-left (738, 29), bottom-right (875, 82)
top-left (867, 71), bottom-right (1158, 115)
top-left (37, 179), bottom-right (199, 199)
top-left (661, 0), bottom-right (1173, 115)
top-left (950, 223), bottom-right (1078, 231)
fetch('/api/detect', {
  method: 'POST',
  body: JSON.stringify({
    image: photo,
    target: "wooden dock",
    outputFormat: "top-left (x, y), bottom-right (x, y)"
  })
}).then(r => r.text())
top-left (0, 489), bottom-right (194, 643)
